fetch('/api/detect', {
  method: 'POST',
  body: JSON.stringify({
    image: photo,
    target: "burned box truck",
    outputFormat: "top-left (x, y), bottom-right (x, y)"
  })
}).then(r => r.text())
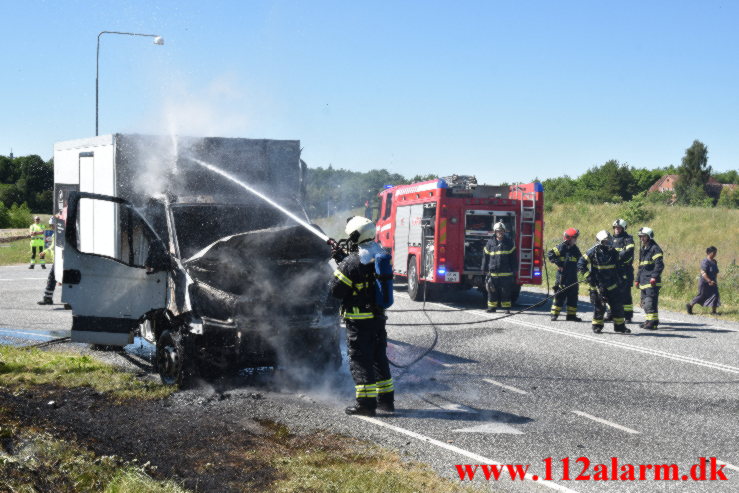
top-left (54, 134), bottom-right (341, 386)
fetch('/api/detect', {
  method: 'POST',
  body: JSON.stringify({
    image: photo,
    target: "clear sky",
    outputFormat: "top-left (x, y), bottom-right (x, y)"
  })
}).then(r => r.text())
top-left (1, 0), bottom-right (737, 184)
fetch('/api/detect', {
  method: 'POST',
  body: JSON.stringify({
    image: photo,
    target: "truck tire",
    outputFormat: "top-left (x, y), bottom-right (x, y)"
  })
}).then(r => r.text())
top-left (407, 256), bottom-right (422, 301)
top-left (156, 329), bottom-right (190, 387)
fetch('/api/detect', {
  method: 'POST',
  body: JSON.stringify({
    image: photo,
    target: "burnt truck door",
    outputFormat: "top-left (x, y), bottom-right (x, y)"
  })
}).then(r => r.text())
top-left (62, 192), bottom-right (168, 346)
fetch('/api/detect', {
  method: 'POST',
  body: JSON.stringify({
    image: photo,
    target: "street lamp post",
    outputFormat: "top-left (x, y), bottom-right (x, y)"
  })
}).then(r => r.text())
top-left (96, 31), bottom-right (164, 136)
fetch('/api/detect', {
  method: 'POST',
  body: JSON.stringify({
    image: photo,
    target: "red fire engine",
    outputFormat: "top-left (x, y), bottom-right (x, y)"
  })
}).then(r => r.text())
top-left (375, 175), bottom-right (544, 302)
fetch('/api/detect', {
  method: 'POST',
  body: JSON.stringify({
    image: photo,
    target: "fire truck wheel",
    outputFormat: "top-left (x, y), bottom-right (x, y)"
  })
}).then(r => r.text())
top-left (407, 256), bottom-right (423, 301)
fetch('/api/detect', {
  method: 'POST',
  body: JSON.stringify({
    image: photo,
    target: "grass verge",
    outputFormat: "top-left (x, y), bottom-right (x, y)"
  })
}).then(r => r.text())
top-left (0, 238), bottom-right (36, 266)
top-left (0, 411), bottom-right (188, 493)
top-left (0, 346), bottom-right (175, 400)
top-left (258, 421), bottom-right (478, 493)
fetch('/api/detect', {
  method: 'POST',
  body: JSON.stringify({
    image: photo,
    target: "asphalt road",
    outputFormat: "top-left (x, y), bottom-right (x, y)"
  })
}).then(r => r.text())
top-left (2, 263), bottom-right (738, 492)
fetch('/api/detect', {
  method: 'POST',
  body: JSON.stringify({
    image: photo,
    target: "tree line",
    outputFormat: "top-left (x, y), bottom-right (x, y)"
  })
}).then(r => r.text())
top-left (0, 154), bottom-right (53, 228)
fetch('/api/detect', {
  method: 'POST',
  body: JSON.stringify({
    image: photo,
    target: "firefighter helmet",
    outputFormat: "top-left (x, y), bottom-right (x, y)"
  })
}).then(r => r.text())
top-left (345, 216), bottom-right (376, 244)
top-left (638, 226), bottom-right (654, 239)
top-left (612, 218), bottom-right (628, 230)
top-left (563, 228), bottom-right (579, 240)
top-left (493, 222), bottom-right (506, 232)
top-left (595, 229), bottom-right (613, 246)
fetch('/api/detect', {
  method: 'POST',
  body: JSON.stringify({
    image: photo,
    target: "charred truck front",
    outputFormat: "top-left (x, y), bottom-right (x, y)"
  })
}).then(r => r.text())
top-left (54, 135), bottom-right (341, 386)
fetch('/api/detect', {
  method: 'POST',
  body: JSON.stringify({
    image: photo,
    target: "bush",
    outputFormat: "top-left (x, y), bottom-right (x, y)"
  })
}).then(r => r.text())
top-left (0, 203), bottom-right (10, 228)
top-left (620, 194), bottom-right (654, 224)
top-left (8, 202), bottom-right (33, 228)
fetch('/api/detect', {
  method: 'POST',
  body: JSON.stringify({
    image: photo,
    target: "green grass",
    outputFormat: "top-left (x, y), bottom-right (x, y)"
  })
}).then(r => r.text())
top-left (0, 238), bottom-right (38, 266)
top-left (0, 346), bottom-right (175, 400)
top-left (541, 203), bottom-right (739, 320)
top-left (0, 414), bottom-right (188, 493)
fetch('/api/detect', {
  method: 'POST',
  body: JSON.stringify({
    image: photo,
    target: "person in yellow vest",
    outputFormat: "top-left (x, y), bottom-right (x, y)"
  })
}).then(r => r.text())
top-left (28, 216), bottom-right (46, 269)
top-left (37, 218), bottom-right (59, 305)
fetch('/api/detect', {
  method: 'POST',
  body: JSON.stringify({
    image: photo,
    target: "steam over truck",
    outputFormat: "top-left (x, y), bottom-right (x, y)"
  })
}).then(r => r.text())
top-left (53, 134), bottom-right (341, 386)
top-left (374, 175), bottom-right (545, 302)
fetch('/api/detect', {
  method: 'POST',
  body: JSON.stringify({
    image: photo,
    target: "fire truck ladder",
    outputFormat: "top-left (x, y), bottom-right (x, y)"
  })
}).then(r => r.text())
top-left (517, 188), bottom-right (537, 279)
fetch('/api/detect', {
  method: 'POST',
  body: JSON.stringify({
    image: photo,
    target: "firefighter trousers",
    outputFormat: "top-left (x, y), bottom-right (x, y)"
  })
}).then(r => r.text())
top-left (590, 286), bottom-right (625, 329)
top-left (640, 286), bottom-right (660, 324)
top-left (345, 316), bottom-right (393, 407)
top-left (551, 281), bottom-right (578, 316)
top-left (486, 275), bottom-right (514, 309)
top-left (44, 267), bottom-right (56, 300)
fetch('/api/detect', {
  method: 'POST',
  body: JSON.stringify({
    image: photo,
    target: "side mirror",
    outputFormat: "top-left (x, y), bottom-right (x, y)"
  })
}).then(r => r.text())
top-left (145, 239), bottom-right (171, 273)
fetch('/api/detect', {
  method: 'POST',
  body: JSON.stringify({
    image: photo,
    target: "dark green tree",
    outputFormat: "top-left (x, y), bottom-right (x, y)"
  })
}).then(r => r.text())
top-left (675, 140), bottom-right (711, 205)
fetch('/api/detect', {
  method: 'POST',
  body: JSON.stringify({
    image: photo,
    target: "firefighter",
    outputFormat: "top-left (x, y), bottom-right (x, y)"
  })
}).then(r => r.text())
top-left (577, 230), bottom-right (630, 334)
top-left (611, 219), bottom-right (635, 322)
top-left (547, 228), bottom-right (582, 321)
top-left (28, 216), bottom-right (46, 269)
top-left (481, 222), bottom-right (517, 314)
top-left (329, 216), bottom-right (394, 416)
top-left (636, 227), bottom-right (663, 330)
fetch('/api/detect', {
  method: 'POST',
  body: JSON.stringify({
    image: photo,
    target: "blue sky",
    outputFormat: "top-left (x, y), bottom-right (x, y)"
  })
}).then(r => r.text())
top-left (1, 0), bottom-right (737, 183)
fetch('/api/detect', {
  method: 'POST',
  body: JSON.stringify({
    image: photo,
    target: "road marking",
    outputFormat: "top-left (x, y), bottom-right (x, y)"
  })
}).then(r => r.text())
top-left (395, 293), bottom-right (739, 375)
top-left (483, 378), bottom-right (530, 395)
top-left (454, 422), bottom-right (524, 434)
top-left (355, 416), bottom-right (579, 492)
top-left (0, 328), bottom-right (56, 339)
top-left (572, 410), bottom-right (640, 434)
top-left (419, 393), bottom-right (478, 414)
top-left (716, 460), bottom-right (739, 472)
top-left (425, 356), bottom-right (453, 367)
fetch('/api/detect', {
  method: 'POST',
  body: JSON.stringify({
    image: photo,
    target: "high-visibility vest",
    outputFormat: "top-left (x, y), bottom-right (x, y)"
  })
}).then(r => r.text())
top-left (29, 223), bottom-right (45, 246)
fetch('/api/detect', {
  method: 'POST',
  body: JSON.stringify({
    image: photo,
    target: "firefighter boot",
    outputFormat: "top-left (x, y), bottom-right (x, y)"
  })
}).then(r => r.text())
top-left (641, 321), bottom-right (658, 330)
top-left (37, 297), bottom-right (53, 305)
top-left (592, 324), bottom-right (604, 334)
top-left (28, 264), bottom-right (34, 269)
top-left (377, 391), bottom-right (395, 413)
top-left (550, 314), bottom-right (558, 321)
top-left (614, 323), bottom-right (631, 334)
top-left (345, 398), bottom-right (376, 417)
top-left (41, 264), bottom-right (46, 270)
top-left (566, 315), bottom-right (583, 322)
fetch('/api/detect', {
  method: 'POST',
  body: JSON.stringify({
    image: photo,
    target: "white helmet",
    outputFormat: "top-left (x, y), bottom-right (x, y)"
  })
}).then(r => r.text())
top-left (595, 229), bottom-right (613, 246)
top-left (612, 218), bottom-right (627, 229)
top-left (345, 216), bottom-right (376, 244)
top-left (493, 221), bottom-right (506, 232)
top-left (638, 226), bottom-right (654, 239)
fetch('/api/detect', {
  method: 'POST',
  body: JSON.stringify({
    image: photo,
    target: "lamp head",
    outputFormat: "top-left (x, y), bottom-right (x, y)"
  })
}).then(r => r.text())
top-left (153, 36), bottom-right (164, 45)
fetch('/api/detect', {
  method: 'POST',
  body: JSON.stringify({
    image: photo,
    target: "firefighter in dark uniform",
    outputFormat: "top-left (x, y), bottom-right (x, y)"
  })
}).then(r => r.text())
top-left (547, 228), bottom-right (582, 321)
top-left (636, 227), bottom-right (663, 330)
top-left (329, 216), bottom-right (394, 416)
top-left (577, 230), bottom-right (630, 334)
top-left (481, 222), bottom-right (517, 314)
top-left (611, 219), bottom-right (635, 322)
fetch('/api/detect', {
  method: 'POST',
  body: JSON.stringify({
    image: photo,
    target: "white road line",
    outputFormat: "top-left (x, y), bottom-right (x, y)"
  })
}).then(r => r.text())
top-left (716, 460), bottom-right (739, 472)
top-left (0, 328), bottom-right (56, 339)
top-left (355, 416), bottom-right (580, 492)
top-left (419, 393), bottom-right (478, 414)
top-left (425, 356), bottom-right (453, 367)
top-left (396, 293), bottom-right (739, 375)
top-left (572, 410), bottom-right (640, 434)
top-left (483, 378), bottom-right (529, 395)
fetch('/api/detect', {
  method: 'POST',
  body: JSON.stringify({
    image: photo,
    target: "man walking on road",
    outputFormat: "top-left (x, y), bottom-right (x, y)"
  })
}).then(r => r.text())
top-left (636, 227), bottom-right (664, 330)
top-left (547, 228), bottom-right (582, 321)
top-left (28, 216), bottom-right (46, 269)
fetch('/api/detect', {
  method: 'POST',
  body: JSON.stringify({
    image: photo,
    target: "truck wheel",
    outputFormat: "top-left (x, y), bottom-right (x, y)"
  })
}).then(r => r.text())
top-left (156, 330), bottom-right (189, 387)
top-left (407, 256), bottom-right (422, 301)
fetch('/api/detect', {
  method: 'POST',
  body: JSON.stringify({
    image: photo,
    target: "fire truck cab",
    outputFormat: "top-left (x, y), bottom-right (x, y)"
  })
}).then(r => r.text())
top-left (375, 175), bottom-right (544, 302)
